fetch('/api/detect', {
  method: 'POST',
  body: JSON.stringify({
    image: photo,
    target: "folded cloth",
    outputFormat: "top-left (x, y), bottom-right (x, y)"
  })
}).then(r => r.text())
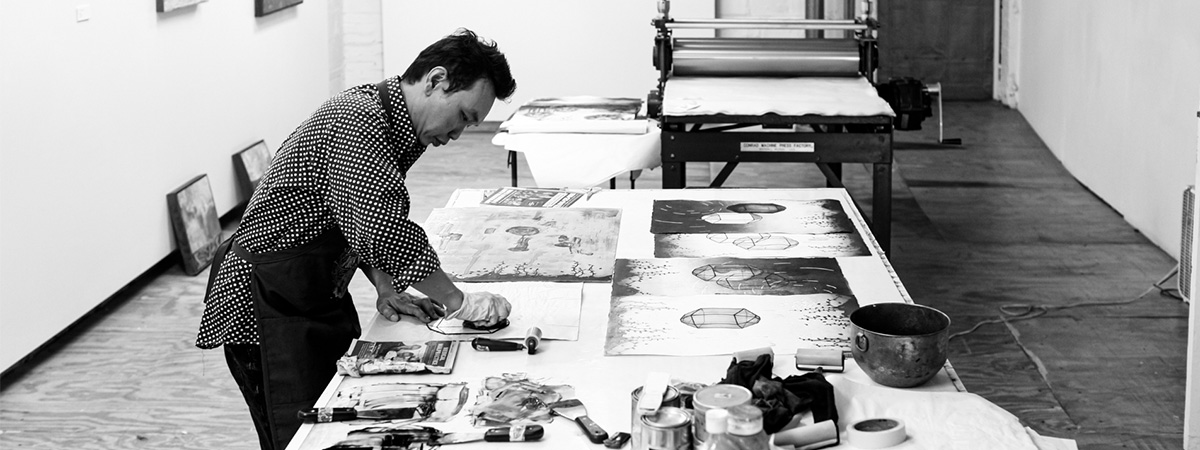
top-left (830, 377), bottom-right (1052, 450)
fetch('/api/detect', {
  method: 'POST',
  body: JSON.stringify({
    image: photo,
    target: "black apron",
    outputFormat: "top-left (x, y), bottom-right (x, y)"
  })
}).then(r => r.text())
top-left (233, 227), bottom-right (362, 450)
top-left (211, 79), bottom-right (398, 449)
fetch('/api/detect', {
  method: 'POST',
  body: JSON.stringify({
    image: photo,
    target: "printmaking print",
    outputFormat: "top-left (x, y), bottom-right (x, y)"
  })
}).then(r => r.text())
top-left (655, 232), bottom-right (869, 258)
top-left (481, 187), bottom-right (584, 208)
top-left (605, 293), bottom-right (859, 355)
top-left (423, 208), bottom-right (621, 282)
top-left (612, 257), bottom-right (852, 297)
top-left (649, 199), bottom-right (857, 235)
top-left (499, 97), bottom-right (646, 134)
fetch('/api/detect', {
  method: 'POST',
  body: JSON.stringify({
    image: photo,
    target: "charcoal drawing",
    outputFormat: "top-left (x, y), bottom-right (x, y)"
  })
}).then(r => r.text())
top-left (654, 232), bottom-right (870, 258)
top-left (649, 199), bottom-right (857, 235)
top-left (612, 257), bottom-right (852, 297)
top-left (423, 207), bottom-right (621, 282)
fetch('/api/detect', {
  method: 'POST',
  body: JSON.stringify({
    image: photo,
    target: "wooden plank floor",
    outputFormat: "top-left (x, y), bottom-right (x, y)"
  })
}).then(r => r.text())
top-left (0, 101), bottom-right (1186, 449)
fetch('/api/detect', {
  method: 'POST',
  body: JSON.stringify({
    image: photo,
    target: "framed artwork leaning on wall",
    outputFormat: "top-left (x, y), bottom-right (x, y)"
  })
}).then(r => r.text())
top-left (167, 174), bottom-right (222, 276)
top-left (157, 0), bottom-right (206, 13)
top-left (232, 140), bottom-right (272, 204)
top-left (255, 0), bottom-right (301, 17)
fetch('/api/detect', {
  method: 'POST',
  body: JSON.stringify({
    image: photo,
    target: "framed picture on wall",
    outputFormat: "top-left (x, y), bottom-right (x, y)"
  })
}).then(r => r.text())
top-left (167, 175), bottom-right (223, 276)
top-left (157, 0), bottom-right (207, 13)
top-left (255, 0), bottom-right (302, 17)
top-left (232, 140), bottom-right (272, 203)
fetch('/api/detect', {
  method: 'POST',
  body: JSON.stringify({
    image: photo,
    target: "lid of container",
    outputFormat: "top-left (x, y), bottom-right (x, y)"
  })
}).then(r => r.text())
top-left (693, 384), bottom-right (753, 411)
top-left (705, 408), bottom-right (729, 434)
top-left (642, 407), bottom-right (691, 428)
top-left (726, 404), bottom-right (764, 435)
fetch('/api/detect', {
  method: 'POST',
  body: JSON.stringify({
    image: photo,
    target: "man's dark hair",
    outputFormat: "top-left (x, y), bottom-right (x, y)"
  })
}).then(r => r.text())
top-left (401, 28), bottom-right (516, 100)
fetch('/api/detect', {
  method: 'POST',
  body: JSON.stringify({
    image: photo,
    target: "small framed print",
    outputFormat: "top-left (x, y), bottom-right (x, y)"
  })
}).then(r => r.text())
top-left (157, 0), bottom-right (206, 13)
top-left (232, 140), bottom-right (272, 203)
top-left (255, 0), bottom-right (301, 17)
top-left (167, 175), bottom-right (222, 276)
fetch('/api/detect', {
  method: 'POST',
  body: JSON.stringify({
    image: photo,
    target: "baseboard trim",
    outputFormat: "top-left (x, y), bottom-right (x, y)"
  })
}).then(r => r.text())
top-left (0, 204), bottom-right (245, 383)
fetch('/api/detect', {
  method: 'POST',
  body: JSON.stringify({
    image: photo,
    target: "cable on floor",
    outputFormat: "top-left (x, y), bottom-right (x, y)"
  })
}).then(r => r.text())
top-left (949, 265), bottom-right (1183, 340)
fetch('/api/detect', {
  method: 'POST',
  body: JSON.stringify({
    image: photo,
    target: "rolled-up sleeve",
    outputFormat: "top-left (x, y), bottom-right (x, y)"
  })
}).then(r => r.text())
top-left (323, 102), bottom-right (439, 290)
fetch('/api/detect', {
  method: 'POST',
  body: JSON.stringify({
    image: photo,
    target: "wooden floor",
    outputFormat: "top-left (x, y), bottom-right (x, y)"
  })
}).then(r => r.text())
top-left (0, 101), bottom-right (1187, 449)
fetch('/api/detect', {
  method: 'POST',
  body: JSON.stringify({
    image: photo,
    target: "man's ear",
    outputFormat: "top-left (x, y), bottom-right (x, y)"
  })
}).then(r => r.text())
top-left (424, 66), bottom-right (448, 96)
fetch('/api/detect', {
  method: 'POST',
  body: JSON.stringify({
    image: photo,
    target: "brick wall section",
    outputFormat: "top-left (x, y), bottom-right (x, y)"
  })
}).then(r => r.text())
top-left (329, 0), bottom-right (383, 95)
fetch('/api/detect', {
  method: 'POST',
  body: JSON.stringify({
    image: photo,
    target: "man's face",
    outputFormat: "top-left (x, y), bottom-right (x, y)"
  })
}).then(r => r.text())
top-left (411, 76), bottom-right (496, 147)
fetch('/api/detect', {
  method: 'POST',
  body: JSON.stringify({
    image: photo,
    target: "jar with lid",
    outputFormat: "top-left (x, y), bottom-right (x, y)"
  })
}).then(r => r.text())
top-left (725, 404), bottom-right (769, 450)
top-left (696, 408), bottom-right (733, 450)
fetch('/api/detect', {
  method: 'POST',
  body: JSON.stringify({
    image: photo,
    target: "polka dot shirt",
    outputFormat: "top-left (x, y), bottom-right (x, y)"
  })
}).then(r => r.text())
top-left (196, 76), bottom-right (439, 349)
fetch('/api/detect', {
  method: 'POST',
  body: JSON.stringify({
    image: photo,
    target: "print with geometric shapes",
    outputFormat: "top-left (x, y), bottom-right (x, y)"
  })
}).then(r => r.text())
top-left (423, 207), bottom-right (621, 282)
top-left (612, 257), bottom-right (852, 297)
top-left (606, 293), bottom-right (860, 356)
top-left (680, 307), bottom-right (761, 329)
top-left (650, 199), bottom-right (858, 235)
top-left (654, 232), bottom-right (870, 258)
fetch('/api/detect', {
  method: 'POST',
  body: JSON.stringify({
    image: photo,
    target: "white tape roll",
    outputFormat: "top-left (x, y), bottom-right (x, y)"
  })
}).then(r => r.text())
top-left (847, 418), bottom-right (906, 449)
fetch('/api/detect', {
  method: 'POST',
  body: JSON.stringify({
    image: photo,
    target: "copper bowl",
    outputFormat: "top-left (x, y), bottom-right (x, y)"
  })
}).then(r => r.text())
top-left (850, 303), bottom-right (950, 388)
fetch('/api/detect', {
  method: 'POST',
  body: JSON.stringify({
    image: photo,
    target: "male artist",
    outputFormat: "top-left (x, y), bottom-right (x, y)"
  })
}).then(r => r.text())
top-left (196, 29), bottom-right (516, 450)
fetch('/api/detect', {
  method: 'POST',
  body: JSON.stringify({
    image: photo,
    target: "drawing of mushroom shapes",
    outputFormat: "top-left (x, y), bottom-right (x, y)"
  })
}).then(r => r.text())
top-left (553, 235), bottom-right (594, 256)
top-left (506, 226), bottom-right (540, 252)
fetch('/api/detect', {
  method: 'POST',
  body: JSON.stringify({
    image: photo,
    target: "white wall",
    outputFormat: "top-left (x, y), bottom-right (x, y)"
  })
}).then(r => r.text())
top-left (1016, 0), bottom-right (1200, 258)
top-left (0, 1), bottom-right (330, 370)
top-left (381, 1), bottom-right (715, 122)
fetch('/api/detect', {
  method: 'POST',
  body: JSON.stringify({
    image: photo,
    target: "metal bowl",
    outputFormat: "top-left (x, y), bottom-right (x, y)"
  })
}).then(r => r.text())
top-left (850, 303), bottom-right (950, 388)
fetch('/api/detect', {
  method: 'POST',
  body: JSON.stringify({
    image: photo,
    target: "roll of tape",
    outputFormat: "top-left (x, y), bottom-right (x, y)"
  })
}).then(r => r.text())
top-left (848, 418), bottom-right (906, 449)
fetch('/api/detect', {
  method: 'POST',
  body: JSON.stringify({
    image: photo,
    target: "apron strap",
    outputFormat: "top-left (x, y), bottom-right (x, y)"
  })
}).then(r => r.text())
top-left (376, 79), bottom-right (398, 128)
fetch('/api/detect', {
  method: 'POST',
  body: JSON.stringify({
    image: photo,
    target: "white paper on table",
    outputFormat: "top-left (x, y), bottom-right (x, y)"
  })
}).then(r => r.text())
top-left (492, 127), bottom-right (661, 189)
top-left (361, 282), bottom-right (583, 342)
top-left (828, 377), bottom-right (1070, 450)
top-left (663, 76), bottom-right (895, 117)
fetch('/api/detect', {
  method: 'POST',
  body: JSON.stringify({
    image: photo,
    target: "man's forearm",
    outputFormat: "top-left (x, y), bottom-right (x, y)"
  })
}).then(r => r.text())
top-left (362, 266), bottom-right (395, 295)
top-left (412, 268), bottom-right (465, 313)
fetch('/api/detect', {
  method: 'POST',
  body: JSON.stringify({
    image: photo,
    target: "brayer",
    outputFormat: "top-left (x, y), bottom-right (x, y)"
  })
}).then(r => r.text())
top-left (471, 337), bottom-right (525, 352)
top-left (525, 326), bottom-right (543, 355)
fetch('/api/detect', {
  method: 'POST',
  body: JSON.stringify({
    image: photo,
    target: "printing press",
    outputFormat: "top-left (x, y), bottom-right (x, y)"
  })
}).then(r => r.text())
top-left (647, 0), bottom-right (899, 252)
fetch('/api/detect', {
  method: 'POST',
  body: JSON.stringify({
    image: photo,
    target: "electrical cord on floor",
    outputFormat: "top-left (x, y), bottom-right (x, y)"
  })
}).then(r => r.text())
top-left (949, 265), bottom-right (1183, 340)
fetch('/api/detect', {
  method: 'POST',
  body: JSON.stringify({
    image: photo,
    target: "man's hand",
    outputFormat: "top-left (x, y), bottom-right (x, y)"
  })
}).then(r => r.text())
top-left (376, 290), bottom-right (445, 323)
top-left (446, 291), bottom-right (512, 326)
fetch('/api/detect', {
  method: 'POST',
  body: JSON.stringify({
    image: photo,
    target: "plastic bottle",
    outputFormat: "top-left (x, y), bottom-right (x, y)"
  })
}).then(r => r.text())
top-left (696, 408), bottom-right (733, 450)
top-left (726, 404), bottom-right (770, 450)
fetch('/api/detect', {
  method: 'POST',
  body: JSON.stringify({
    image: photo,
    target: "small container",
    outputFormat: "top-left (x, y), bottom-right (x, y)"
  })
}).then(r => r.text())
top-left (696, 408), bottom-right (731, 450)
top-left (638, 406), bottom-right (692, 450)
top-left (726, 404), bottom-right (769, 450)
top-left (632, 385), bottom-right (682, 450)
top-left (690, 384), bottom-right (752, 446)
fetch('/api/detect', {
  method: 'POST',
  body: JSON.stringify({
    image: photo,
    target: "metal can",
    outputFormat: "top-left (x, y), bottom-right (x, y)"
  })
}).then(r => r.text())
top-left (631, 385), bottom-right (682, 450)
top-left (638, 406), bottom-right (692, 450)
top-left (690, 384), bottom-right (752, 445)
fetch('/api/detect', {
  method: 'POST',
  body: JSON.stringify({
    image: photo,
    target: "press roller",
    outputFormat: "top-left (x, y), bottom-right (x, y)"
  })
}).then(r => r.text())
top-left (671, 38), bottom-right (863, 77)
top-left (649, 0), bottom-right (881, 117)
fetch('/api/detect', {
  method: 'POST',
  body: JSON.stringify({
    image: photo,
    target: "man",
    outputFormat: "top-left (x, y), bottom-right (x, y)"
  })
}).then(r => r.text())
top-left (196, 29), bottom-right (516, 450)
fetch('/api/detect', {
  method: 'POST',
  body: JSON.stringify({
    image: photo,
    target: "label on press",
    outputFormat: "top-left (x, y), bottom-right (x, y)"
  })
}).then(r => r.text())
top-left (740, 142), bottom-right (815, 152)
